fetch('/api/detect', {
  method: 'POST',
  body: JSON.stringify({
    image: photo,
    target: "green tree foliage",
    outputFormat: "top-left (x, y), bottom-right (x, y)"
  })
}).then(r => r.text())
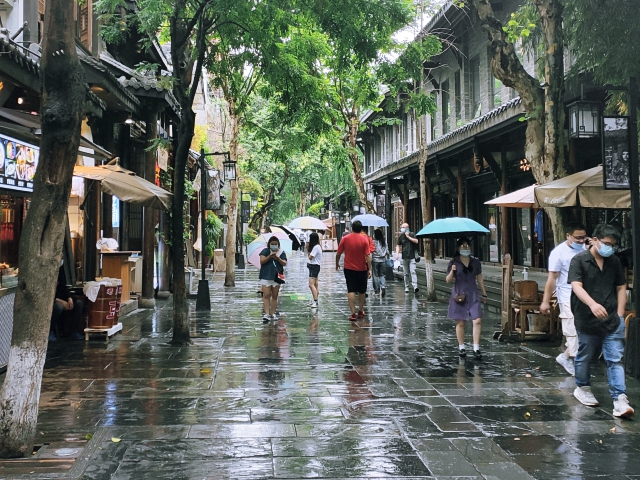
top-left (564, 0), bottom-right (640, 85)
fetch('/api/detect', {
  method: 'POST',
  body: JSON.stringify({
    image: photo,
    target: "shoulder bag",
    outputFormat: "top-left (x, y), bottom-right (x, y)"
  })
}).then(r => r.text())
top-left (273, 258), bottom-right (285, 284)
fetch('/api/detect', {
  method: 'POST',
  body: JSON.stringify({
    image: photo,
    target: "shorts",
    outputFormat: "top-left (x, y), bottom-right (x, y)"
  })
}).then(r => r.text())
top-left (260, 279), bottom-right (280, 287)
top-left (344, 268), bottom-right (368, 294)
top-left (307, 264), bottom-right (321, 279)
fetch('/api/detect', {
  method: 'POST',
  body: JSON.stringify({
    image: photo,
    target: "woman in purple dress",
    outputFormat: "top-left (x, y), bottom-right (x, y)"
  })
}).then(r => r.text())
top-left (445, 237), bottom-right (488, 360)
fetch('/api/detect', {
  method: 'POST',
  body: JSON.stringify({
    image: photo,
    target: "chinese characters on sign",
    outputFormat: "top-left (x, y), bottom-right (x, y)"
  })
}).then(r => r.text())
top-left (0, 134), bottom-right (39, 192)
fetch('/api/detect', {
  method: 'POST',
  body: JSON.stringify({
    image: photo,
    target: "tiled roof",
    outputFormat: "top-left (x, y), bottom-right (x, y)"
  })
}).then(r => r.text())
top-left (428, 97), bottom-right (524, 151)
top-left (0, 35), bottom-right (39, 75)
top-left (118, 75), bottom-right (169, 92)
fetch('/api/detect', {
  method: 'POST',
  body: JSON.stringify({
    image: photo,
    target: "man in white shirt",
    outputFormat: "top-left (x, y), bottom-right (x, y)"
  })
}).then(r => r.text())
top-left (540, 221), bottom-right (589, 376)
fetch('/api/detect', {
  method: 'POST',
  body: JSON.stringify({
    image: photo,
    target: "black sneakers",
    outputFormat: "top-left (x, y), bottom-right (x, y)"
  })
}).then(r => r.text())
top-left (473, 349), bottom-right (483, 360)
top-left (459, 348), bottom-right (466, 358)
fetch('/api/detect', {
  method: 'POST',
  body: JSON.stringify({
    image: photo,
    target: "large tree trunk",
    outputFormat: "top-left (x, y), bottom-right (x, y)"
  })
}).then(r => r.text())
top-left (417, 113), bottom-right (436, 301)
top-left (141, 106), bottom-right (158, 308)
top-left (224, 106), bottom-right (240, 286)
top-left (472, 0), bottom-right (567, 244)
top-left (347, 116), bottom-right (374, 213)
top-left (169, 110), bottom-right (195, 344)
top-left (0, 0), bottom-right (85, 457)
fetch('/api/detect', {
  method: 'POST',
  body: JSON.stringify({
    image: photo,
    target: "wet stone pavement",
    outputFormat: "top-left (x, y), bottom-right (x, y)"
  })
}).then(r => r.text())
top-left (3, 253), bottom-right (640, 479)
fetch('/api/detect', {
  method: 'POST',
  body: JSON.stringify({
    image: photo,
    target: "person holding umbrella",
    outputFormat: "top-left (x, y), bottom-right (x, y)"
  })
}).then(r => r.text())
top-left (259, 236), bottom-right (287, 323)
top-left (445, 237), bottom-right (487, 359)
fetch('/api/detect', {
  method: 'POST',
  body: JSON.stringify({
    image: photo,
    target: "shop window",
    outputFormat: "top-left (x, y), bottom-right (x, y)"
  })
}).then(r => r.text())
top-left (517, 209), bottom-right (532, 266)
top-left (0, 196), bottom-right (24, 288)
top-left (442, 80), bottom-right (450, 135)
top-left (488, 206), bottom-right (499, 262)
top-left (470, 56), bottom-right (481, 118)
top-left (454, 71), bottom-right (461, 123)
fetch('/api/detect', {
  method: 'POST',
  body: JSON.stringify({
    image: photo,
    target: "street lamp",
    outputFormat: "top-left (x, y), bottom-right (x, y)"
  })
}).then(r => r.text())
top-left (366, 185), bottom-right (375, 204)
top-left (568, 100), bottom-right (601, 139)
top-left (223, 155), bottom-right (236, 181)
top-left (196, 148), bottom-right (230, 312)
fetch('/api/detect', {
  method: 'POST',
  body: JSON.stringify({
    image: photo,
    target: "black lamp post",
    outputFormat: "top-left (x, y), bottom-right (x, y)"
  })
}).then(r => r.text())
top-left (196, 149), bottom-right (230, 312)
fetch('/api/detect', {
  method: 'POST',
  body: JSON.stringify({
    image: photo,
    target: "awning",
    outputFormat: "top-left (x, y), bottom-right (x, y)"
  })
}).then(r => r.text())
top-left (73, 164), bottom-right (172, 210)
top-left (484, 184), bottom-right (536, 208)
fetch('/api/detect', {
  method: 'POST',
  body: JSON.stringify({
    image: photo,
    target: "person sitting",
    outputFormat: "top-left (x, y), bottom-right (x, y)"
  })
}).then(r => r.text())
top-left (49, 265), bottom-right (84, 341)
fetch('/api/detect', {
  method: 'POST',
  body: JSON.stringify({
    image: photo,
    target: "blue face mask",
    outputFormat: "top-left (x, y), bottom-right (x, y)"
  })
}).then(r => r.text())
top-left (459, 249), bottom-right (471, 257)
top-left (571, 242), bottom-right (585, 251)
top-left (597, 243), bottom-right (614, 257)
top-left (270, 244), bottom-right (278, 251)
top-left (400, 228), bottom-right (406, 233)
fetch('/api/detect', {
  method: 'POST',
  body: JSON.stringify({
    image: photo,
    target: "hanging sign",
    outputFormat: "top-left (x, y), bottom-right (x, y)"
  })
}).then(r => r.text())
top-left (0, 133), bottom-right (39, 193)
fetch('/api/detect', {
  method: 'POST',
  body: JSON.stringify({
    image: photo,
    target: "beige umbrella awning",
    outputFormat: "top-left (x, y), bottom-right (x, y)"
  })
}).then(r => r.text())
top-left (484, 184), bottom-right (536, 208)
top-left (73, 164), bottom-right (172, 210)
top-left (534, 166), bottom-right (630, 209)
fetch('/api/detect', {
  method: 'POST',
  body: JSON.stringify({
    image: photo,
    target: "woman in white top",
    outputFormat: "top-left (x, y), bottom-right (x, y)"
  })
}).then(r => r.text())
top-left (306, 232), bottom-right (322, 308)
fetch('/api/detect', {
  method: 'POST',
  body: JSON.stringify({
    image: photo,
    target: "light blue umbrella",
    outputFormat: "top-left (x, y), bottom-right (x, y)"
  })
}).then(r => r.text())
top-left (350, 213), bottom-right (389, 227)
top-left (416, 217), bottom-right (489, 239)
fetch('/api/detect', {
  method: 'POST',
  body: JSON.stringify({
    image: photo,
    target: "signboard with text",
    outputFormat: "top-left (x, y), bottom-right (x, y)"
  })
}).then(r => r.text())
top-left (0, 133), bottom-right (39, 193)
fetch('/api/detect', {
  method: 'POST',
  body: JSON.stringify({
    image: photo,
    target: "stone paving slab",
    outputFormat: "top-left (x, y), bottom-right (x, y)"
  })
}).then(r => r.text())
top-left (2, 252), bottom-right (640, 479)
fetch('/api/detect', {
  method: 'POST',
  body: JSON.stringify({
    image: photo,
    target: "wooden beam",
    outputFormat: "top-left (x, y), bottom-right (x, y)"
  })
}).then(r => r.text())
top-left (441, 163), bottom-right (458, 195)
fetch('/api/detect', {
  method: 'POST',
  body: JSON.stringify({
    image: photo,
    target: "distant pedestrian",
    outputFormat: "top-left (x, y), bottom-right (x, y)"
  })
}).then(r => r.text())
top-left (540, 221), bottom-right (588, 376)
top-left (372, 228), bottom-right (390, 297)
top-left (259, 236), bottom-right (287, 323)
top-left (298, 231), bottom-right (306, 254)
top-left (445, 237), bottom-right (487, 359)
top-left (336, 220), bottom-right (372, 321)
top-left (306, 232), bottom-right (322, 309)
top-left (569, 224), bottom-right (633, 418)
top-left (395, 222), bottom-right (420, 293)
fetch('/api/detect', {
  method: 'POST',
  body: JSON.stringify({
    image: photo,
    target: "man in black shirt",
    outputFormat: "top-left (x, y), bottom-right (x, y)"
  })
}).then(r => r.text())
top-left (50, 265), bottom-right (84, 341)
top-left (568, 224), bottom-right (633, 418)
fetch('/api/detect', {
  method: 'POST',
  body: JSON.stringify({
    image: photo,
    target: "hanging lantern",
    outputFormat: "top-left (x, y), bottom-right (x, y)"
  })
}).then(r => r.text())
top-left (222, 155), bottom-right (236, 181)
top-left (568, 100), bottom-right (600, 139)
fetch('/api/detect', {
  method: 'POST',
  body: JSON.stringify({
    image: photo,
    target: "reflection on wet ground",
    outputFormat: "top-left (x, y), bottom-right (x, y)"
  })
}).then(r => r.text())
top-left (2, 252), bottom-right (640, 478)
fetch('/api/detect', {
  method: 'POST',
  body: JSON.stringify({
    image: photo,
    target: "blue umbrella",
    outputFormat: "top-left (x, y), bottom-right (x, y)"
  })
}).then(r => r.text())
top-left (416, 217), bottom-right (489, 239)
top-left (350, 214), bottom-right (389, 227)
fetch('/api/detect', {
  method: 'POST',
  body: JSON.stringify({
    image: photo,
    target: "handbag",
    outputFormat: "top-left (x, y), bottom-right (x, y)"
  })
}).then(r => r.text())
top-left (414, 251), bottom-right (421, 263)
top-left (454, 293), bottom-right (466, 304)
top-left (274, 270), bottom-right (285, 284)
top-left (385, 258), bottom-right (394, 268)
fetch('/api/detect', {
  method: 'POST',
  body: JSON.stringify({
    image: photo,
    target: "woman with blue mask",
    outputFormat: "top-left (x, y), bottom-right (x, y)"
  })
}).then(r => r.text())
top-left (259, 236), bottom-right (287, 323)
top-left (445, 237), bottom-right (487, 359)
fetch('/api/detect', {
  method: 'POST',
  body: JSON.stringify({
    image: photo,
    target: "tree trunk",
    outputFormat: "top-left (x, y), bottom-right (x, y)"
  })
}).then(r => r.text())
top-left (0, 0), bottom-right (85, 457)
top-left (347, 116), bottom-right (374, 213)
top-left (169, 109), bottom-right (195, 344)
top-left (141, 106), bottom-right (158, 307)
top-left (417, 113), bottom-right (436, 302)
top-left (472, 0), bottom-right (567, 243)
top-left (224, 107), bottom-right (240, 287)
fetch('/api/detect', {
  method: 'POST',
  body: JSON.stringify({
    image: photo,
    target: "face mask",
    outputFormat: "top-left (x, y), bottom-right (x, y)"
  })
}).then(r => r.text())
top-left (400, 228), bottom-right (406, 233)
top-left (270, 245), bottom-right (278, 251)
top-left (459, 249), bottom-right (471, 257)
top-left (571, 242), bottom-right (585, 251)
top-left (597, 242), bottom-right (614, 258)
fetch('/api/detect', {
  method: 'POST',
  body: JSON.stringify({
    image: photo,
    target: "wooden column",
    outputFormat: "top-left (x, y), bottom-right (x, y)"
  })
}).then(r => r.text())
top-left (501, 140), bottom-right (510, 256)
top-left (457, 160), bottom-right (464, 216)
top-left (385, 177), bottom-right (393, 247)
top-left (141, 106), bottom-right (158, 307)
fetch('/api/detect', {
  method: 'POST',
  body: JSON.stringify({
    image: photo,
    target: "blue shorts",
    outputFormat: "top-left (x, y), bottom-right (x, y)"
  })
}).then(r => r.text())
top-left (307, 264), bottom-right (321, 279)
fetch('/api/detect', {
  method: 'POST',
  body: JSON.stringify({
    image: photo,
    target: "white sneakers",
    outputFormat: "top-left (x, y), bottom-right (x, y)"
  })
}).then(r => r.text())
top-left (404, 287), bottom-right (409, 293)
top-left (613, 394), bottom-right (635, 418)
top-left (556, 353), bottom-right (575, 376)
top-left (307, 301), bottom-right (318, 308)
top-left (574, 387), bottom-right (635, 418)
top-left (574, 386), bottom-right (599, 406)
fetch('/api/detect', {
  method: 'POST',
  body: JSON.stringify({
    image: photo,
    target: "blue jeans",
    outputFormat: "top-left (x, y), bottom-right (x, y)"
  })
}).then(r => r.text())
top-left (371, 261), bottom-right (386, 292)
top-left (575, 317), bottom-right (626, 399)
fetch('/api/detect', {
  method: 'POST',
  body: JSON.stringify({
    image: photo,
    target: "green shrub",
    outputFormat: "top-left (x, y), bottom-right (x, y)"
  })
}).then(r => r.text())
top-left (243, 228), bottom-right (258, 246)
top-left (204, 212), bottom-right (224, 257)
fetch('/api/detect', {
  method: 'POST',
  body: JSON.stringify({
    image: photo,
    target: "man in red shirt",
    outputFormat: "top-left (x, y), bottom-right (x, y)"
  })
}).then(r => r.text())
top-left (336, 220), bottom-right (372, 321)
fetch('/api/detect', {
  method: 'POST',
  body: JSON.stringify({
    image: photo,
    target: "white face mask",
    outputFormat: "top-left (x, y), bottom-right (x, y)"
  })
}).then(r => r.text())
top-left (400, 228), bottom-right (406, 233)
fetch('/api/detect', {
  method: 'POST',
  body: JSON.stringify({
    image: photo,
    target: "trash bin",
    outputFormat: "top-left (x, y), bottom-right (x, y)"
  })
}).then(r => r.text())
top-left (85, 280), bottom-right (122, 329)
top-left (214, 249), bottom-right (225, 272)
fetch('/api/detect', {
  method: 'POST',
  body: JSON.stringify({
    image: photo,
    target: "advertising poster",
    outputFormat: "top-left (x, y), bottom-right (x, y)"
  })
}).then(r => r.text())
top-left (603, 116), bottom-right (630, 190)
top-left (0, 133), bottom-right (39, 192)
